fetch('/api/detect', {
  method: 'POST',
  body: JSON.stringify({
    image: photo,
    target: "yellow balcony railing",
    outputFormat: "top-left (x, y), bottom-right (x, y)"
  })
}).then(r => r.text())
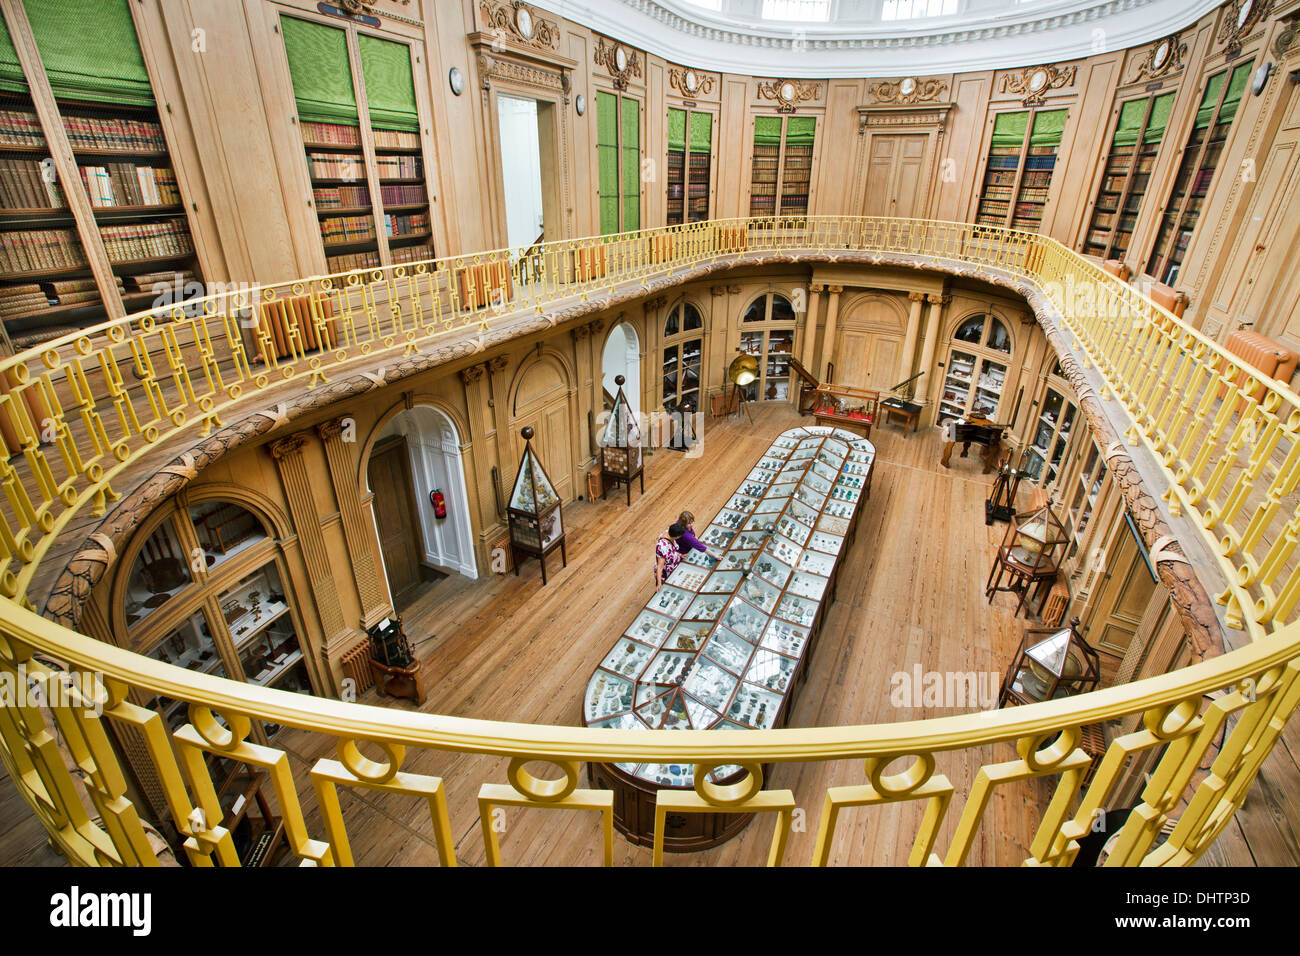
top-left (0, 217), bottom-right (1298, 867)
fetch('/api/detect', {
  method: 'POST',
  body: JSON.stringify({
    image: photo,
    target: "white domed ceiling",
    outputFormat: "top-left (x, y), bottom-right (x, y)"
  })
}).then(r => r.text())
top-left (532, 0), bottom-right (1225, 75)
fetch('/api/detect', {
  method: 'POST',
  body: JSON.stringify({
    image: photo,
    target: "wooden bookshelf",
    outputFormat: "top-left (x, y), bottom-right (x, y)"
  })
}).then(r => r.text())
top-left (975, 108), bottom-right (1067, 232)
top-left (1085, 92), bottom-right (1175, 260)
top-left (749, 115), bottom-right (816, 219)
top-left (0, 76), bottom-right (203, 347)
top-left (1146, 62), bottom-right (1252, 286)
top-left (667, 107), bottom-right (713, 225)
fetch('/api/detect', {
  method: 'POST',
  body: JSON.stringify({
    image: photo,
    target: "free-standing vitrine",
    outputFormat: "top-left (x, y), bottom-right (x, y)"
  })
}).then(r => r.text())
top-left (508, 426), bottom-right (567, 585)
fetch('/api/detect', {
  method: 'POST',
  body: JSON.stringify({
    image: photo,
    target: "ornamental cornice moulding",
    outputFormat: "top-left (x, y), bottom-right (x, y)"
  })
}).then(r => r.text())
top-left (668, 66), bottom-right (716, 97)
top-left (1130, 32), bottom-right (1188, 81)
top-left (757, 77), bottom-right (822, 112)
top-left (476, 52), bottom-right (565, 92)
top-left (867, 76), bottom-right (949, 105)
top-left (479, 1), bottom-right (560, 51)
top-left (1001, 63), bottom-right (1077, 106)
top-left (594, 35), bottom-right (642, 90)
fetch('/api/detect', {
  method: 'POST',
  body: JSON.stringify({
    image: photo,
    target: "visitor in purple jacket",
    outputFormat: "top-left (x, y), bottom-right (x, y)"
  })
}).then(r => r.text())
top-left (676, 511), bottom-right (723, 561)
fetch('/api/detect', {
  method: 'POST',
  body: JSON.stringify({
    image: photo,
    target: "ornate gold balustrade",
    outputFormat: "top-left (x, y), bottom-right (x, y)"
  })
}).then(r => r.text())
top-left (0, 216), bottom-right (1298, 866)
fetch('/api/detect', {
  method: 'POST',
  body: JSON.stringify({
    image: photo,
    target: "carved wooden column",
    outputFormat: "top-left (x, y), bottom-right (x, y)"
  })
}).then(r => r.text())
top-left (915, 294), bottom-right (949, 425)
top-left (818, 285), bottom-right (843, 380)
top-left (317, 415), bottom-right (391, 629)
top-left (801, 284), bottom-right (824, 372)
top-left (270, 432), bottom-right (361, 694)
top-left (898, 291), bottom-right (926, 385)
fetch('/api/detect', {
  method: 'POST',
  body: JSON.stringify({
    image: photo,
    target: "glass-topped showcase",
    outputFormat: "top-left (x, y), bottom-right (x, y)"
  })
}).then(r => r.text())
top-left (600, 374), bottom-right (644, 505)
top-left (584, 425), bottom-right (875, 801)
top-left (507, 426), bottom-right (567, 584)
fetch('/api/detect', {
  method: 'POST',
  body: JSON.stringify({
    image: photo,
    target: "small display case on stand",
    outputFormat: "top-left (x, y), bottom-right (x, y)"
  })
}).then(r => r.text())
top-left (508, 426), bottom-right (567, 585)
top-left (811, 384), bottom-right (878, 438)
top-left (600, 374), bottom-right (644, 505)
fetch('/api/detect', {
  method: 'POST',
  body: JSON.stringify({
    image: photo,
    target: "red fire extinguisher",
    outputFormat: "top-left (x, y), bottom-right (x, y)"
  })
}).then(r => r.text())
top-left (430, 488), bottom-right (447, 520)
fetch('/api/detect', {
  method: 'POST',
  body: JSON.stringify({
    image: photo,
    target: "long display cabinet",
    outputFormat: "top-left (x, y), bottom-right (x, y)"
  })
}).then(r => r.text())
top-left (583, 425), bottom-right (874, 850)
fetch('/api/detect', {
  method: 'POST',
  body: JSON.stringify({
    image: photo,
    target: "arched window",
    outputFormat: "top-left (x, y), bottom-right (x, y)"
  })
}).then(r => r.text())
top-left (737, 293), bottom-right (796, 401)
top-left (662, 302), bottom-right (704, 409)
top-left (937, 312), bottom-right (1015, 426)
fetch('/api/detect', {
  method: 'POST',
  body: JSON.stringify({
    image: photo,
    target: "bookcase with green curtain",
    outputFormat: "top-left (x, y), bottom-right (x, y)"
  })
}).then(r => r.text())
top-left (597, 91), bottom-right (640, 234)
top-left (282, 15), bottom-right (432, 272)
top-left (0, 0), bottom-right (202, 349)
top-left (1146, 62), bottom-right (1252, 286)
top-left (975, 108), bottom-right (1067, 231)
top-left (748, 114), bottom-right (816, 219)
top-left (1085, 91), bottom-right (1175, 260)
top-left (666, 107), bottom-right (712, 225)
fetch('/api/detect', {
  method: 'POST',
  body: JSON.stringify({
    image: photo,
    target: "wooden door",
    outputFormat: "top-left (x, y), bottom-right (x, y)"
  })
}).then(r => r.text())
top-left (368, 437), bottom-right (424, 606)
top-left (836, 329), bottom-right (899, 392)
top-left (863, 134), bottom-right (928, 219)
top-left (512, 360), bottom-right (574, 502)
top-left (1085, 522), bottom-right (1158, 673)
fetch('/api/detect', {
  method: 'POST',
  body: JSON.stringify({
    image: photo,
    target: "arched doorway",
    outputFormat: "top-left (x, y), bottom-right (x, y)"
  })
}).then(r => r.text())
top-left (369, 406), bottom-right (477, 611)
top-left (510, 355), bottom-right (575, 503)
top-left (602, 321), bottom-right (640, 420)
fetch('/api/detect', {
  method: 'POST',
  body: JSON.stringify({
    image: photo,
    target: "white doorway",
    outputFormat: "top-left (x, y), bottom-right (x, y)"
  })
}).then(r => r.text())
top-left (602, 322), bottom-right (641, 421)
top-left (497, 94), bottom-right (545, 251)
top-left (373, 406), bottom-right (477, 580)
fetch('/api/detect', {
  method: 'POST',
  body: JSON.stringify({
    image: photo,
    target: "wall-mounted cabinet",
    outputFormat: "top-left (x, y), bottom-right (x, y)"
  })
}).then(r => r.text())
top-left (937, 312), bottom-right (1013, 426)
top-left (597, 91), bottom-right (640, 234)
top-left (666, 107), bottom-right (712, 225)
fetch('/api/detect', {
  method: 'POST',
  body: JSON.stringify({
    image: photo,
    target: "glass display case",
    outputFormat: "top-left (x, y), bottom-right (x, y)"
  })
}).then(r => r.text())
top-left (810, 384), bottom-right (879, 438)
top-left (583, 425), bottom-right (876, 851)
top-left (219, 564), bottom-right (306, 692)
top-left (507, 426), bottom-right (567, 585)
top-left (600, 374), bottom-right (644, 505)
top-left (144, 612), bottom-right (226, 734)
top-left (124, 520), bottom-right (192, 628)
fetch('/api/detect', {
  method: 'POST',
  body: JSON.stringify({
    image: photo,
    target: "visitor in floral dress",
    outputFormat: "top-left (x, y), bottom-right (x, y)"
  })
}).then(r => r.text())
top-left (654, 523), bottom-right (686, 590)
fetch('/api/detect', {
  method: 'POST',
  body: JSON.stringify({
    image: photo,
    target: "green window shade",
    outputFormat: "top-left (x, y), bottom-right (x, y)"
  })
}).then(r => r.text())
top-left (1193, 71), bottom-right (1227, 129)
top-left (597, 91), bottom-right (618, 234)
top-left (620, 96), bottom-right (640, 231)
top-left (1029, 109), bottom-right (1067, 147)
top-left (281, 16), bottom-right (357, 125)
top-left (785, 115), bottom-right (815, 145)
top-left (992, 110), bottom-right (1029, 147)
top-left (0, 13), bottom-right (25, 93)
top-left (1219, 62), bottom-right (1252, 125)
top-left (358, 35), bottom-right (418, 131)
top-left (22, 0), bottom-right (153, 105)
top-left (754, 115), bottom-right (782, 146)
top-left (689, 111), bottom-right (711, 152)
top-left (1143, 92), bottom-right (1175, 145)
top-left (1111, 98), bottom-right (1148, 147)
top-left (667, 107), bottom-right (686, 151)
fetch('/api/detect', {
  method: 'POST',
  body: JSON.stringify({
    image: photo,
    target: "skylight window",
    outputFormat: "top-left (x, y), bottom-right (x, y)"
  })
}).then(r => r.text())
top-left (761, 0), bottom-right (831, 22)
top-left (881, 0), bottom-right (959, 20)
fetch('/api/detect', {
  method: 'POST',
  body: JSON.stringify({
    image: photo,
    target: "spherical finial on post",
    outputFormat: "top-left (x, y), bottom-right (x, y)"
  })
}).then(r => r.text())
top-left (521, 426), bottom-right (535, 441)
top-left (614, 374), bottom-right (626, 387)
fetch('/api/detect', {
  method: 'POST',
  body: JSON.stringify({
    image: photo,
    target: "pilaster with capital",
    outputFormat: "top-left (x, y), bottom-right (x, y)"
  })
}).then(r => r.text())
top-left (818, 286), bottom-right (843, 380)
top-left (915, 294), bottom-right (950, 424)
top-left (898, 291), bottom-right (927, 386)
top-left (801, 284), bottom-right (824, 372)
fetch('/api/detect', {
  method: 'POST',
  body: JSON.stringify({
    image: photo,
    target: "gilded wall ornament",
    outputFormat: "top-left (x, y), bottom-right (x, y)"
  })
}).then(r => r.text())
top-left (867, 76), bottom-right (948, 105)
top-left (1001, 64), bottom-right (1076, 106)
top-left (669, 67), bottom-right (715, 97)
top-left (1130, 34), bottom-right (1187, 81)
top-left (1218, 0), bottom-right (1270, 57)
top-left (594, 36), bottom-right (641, 91)
top-left (479, 1), bottom-right (559, 51)
top-left (757, 78), bottom-right (822, 112)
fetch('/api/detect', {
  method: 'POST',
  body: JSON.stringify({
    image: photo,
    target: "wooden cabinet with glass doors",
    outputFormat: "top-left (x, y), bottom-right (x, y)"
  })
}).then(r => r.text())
top-left (118, 500), bottom-right (315, 742)
top-left (737, 292), bottom-right (796, 402)
top-left (1023, 368), bottom-right (1078, 490)
top-left (937, 313), bottom-right (1013, 426)
top-left (661, 301), bottom-right (704, 411)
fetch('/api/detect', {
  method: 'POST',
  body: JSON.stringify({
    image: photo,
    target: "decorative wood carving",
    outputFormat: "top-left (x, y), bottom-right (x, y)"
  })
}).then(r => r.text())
top-left (1130, 33), bottom-right (1188, 82)
top-left (644, 295), bottom-right (668, 310)
top-left (479, 1), bottom-right (558, 51)
top-left (1001, 64), bottom-right (1076, 106)
top-left (857, 103), bottom-right (953, 135)
top-left (1273, 16), bottom-right (1299, 58)
top-left (269, 433), bottom-right (309, 460)
top-left (488, 355), bottom-right (509, 373)
top-left (669, 66), bottom-right (716, 97)
top-left (867, 76), bottom-right (948, 105)
top-left (594, 36), bottom-right (641, 90)
top-left (459, 364), bottom-right (486, 385)
top-left (757, 78), bottom-right (822, 112)
top-left (1218, 0), bottom-right (1271, 57)
top-left (476, 52), bottom-right (565, 93)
